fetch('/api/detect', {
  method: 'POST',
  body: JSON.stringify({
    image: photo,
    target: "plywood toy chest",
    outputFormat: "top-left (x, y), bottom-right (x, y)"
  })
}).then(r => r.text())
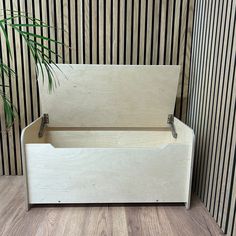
top-left (21, 64), bottom-right (195, 210)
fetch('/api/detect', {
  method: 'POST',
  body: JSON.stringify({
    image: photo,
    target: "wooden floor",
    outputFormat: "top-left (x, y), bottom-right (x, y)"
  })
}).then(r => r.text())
top-left (0, 177), bottom-right (224, 236)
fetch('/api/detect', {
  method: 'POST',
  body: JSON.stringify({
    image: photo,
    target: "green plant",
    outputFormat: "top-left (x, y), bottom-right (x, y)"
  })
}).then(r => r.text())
top-left (0, 10), bottom-right (62, 129)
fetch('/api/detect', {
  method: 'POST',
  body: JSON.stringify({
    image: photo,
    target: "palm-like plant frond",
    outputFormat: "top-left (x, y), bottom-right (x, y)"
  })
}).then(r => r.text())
top-left (0, 9), bottom-right (63, 128)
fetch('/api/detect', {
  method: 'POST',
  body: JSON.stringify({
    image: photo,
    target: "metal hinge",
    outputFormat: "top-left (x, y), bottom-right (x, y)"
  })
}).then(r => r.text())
top-left (167, 114), bottom-right (177, 139)
top-left (38, 113), bottom-right (49, 137)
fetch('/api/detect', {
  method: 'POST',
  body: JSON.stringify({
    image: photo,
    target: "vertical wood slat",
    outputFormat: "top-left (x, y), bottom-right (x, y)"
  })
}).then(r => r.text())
top-left (112, 0), bottom-right (118, 64)
top-left (158, 0), bottom-right (166, 65)
top-left (91, 0), bottom-right (97, 64)
top-left (145, 0), bottom-right (153, 65)
top-left (84, 0), bottom-right (90, 64)
top-left (138, 0), bottom-right (146, 65)
top-left (98, 0), bottom-right (104, 64)
top-left (187, 0), bottom-right (236, 235)
top-left (105, 0), bottom-right (111, 64)
top-left (63, 0), bottom-right (70, 63)
top-left (131, 0), bottom-right (139, 65)
top-left (77, 0), bottom-right (83, 64)
top-left (165, 0), bottom-right (173, 65)
top-left (175, 0), bottom-right (188, 118)
top-left (20, 0), bottom-right (31, 126)
top-left (70, 0), bottom-right (76, 63)
top-left (125, 0), bottom-right (132, 65)
top-left (118, 0), bottom-right (125, 65)
top-left (181, 0), bottom-right (194, 122)
top-left (0, 1), bottom-right (10, 175)
top-left (8, 0), bottom-right (22, 175)
top-left (152, 0), bottom-right (160, 65)
top-left (172, 0), bottom-right (181, 64)
top-left (1, 0), bottom-right (16, 175)
top-left (56, 0), bottom-right (63, 64)
top-left (26, 0), bottom-right (39, 121)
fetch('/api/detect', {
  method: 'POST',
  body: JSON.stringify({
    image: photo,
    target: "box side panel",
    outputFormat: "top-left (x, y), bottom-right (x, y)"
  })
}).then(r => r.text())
top-left (173, 118), bottom-right (195, 208)
top-left (26, 144), bottom-right (191, 204)
top-left (21, 116), bottom-right (45, 210)
top-left (173, 118), bottom-right (194, 144)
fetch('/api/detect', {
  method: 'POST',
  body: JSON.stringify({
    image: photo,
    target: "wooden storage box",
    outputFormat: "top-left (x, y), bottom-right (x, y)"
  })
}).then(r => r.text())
top-left (21, 65), bottom-right (194, 210)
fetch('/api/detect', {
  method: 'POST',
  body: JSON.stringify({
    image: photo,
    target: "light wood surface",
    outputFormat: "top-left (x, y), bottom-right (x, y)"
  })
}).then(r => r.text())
top-left (26, 144), bottom-right (190, 204)
top-left (0, 176), bottom-right (224, 236)
top-left (38, 64), bottom-right (180, 128)
top-left (21, 116), bottom-right (46, 210)
top-left (45, 130), bottom-right (172, 148)
top-left (22, 116), bottom-right (194, 208)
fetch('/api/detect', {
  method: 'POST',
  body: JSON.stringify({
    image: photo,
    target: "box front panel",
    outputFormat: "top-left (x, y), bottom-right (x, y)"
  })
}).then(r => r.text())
top-left (26, 143), bottom-right (191, 204)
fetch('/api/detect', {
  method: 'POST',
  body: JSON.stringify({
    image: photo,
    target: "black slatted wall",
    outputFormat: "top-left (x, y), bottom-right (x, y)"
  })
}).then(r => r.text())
top-left (187, 0), bottom-right (236, 235)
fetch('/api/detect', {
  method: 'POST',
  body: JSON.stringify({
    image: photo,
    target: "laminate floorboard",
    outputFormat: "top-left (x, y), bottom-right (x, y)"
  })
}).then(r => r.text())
top-left (0, 176), bottom-right (224, 236)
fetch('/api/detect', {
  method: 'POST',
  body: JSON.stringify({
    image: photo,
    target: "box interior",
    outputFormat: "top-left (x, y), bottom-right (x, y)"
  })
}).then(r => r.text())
top-left (40, 129), bottom-right (174, 148)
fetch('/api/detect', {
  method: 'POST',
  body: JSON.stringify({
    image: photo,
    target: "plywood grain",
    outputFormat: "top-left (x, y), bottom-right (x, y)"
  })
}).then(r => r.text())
top-left (26, 144), bottom-right (191, 204)
top-left (39, 64), bottom-right (180, 128)
top-left (45, 130), bottom-right (172, 148)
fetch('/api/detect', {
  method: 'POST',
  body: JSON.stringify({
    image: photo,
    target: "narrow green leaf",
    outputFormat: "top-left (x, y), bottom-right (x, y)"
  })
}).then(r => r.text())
top-left (0, 21), bottom-right (12, 57)
top-left (0, 13), bottom-right (44, 25)
top-left (12, 28), bottom-right (63, 44)
top-left (27, 39), bottom-right (63, 58)
top-left (8, 23), bottom-right (49, 27)
top-left (0, 92), bottom-right (17, 128)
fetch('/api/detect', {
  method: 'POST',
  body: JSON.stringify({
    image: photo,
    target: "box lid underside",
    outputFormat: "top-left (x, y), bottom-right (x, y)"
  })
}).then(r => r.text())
top-left (38, 64), bottom-right (180, 128)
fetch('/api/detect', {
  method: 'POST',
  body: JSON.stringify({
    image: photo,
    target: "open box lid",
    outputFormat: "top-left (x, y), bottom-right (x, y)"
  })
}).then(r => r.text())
top-left (38, 64), bottom-right (180, 128)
